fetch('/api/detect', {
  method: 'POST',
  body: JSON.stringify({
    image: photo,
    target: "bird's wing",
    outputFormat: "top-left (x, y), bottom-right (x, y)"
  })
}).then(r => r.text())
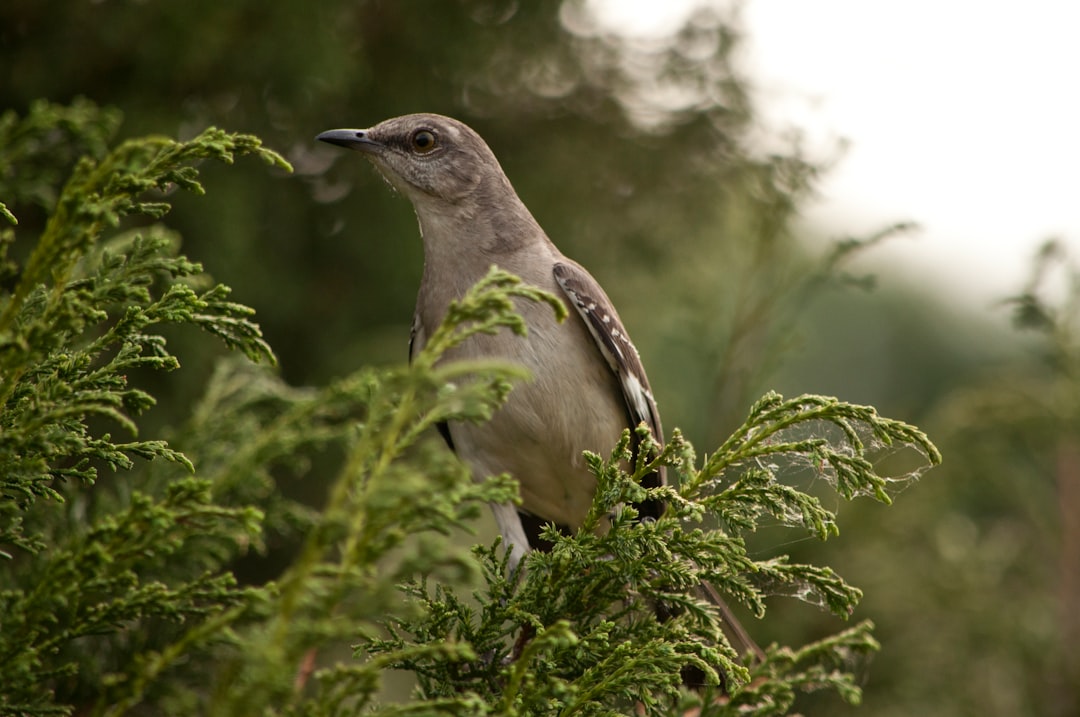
top-left (555, 263), bottom-right (762, 675)
top-left (410, 311), bottom-right (455, 450)
top-left (408, 311), bottom-right (425, 364)
top-left (553, 261), bottom-right (665, 496)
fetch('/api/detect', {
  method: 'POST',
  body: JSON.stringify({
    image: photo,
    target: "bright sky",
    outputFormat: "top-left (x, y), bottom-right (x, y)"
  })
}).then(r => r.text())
top-left (590, 0), bottom-right (1080, 312)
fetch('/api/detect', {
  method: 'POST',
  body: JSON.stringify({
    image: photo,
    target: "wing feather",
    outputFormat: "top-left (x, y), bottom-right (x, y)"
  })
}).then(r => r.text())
top-left (410, 312), bottom-right (455, 450)
top-left (553, 261), bottom-right (665, 498)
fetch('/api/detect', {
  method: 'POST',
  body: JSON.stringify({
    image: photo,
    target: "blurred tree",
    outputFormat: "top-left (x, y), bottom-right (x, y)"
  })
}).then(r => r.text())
top-left (912, 240), bottom-right (1077, 716)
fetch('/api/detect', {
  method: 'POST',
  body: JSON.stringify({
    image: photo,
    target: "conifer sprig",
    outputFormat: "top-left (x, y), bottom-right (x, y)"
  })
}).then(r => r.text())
top-left (0, 100), bottom-right (941, 717)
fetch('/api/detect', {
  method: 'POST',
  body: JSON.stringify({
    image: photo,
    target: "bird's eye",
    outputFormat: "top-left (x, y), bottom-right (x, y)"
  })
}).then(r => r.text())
top-left (411, 129), bottom-right (437, 153)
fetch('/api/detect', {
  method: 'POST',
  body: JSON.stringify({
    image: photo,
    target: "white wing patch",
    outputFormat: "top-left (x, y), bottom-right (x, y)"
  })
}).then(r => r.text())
top-left (623, 372), bottom-right (651, 429)
top-left (552, 261), bottom-right (660, 438)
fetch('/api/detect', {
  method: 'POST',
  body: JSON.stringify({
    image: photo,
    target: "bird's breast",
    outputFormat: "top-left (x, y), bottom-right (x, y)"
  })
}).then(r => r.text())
top-left (445, 299), bottom-right (628, 530)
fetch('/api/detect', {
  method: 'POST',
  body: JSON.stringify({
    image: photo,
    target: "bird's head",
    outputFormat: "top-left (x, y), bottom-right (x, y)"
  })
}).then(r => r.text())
top-left (317, 113), bottom-right (501, 206)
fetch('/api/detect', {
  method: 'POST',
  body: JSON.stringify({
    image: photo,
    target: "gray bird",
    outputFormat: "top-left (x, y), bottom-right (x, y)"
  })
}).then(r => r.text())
top-left (317, 114), bottom-right (760, 670)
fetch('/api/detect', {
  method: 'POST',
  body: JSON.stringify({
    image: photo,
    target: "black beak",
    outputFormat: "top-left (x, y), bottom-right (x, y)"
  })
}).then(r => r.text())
top-left (316, 128), bottom-right (380, 150)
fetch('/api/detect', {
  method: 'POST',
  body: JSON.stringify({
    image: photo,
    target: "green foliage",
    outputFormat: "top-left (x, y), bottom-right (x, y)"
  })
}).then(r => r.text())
top-left (0, 100), bottom-right (283, 551)
top-left (0, 100), bottom-right (286, 714)
top-left (0, 97), bottom-right (122, 214)
top-left (361, 396), bottom-right (937, 716)
top-left (0, 101), bottom-right (941, 716)
top-left (198, 268), bottom-right (564, 717)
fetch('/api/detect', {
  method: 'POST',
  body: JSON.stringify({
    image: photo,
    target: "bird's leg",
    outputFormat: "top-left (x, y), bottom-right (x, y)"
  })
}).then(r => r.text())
top-left (490, 501), bottom-right (531, 572)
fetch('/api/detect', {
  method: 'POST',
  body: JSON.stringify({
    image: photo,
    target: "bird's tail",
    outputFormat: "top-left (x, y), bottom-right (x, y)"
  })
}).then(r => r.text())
top-left (700, 579), bottom-right (765, 664)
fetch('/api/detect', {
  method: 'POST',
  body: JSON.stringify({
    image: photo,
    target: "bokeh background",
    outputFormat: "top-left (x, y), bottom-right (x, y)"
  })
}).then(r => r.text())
top-left (2, 1), bottom-right (1074, 715)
